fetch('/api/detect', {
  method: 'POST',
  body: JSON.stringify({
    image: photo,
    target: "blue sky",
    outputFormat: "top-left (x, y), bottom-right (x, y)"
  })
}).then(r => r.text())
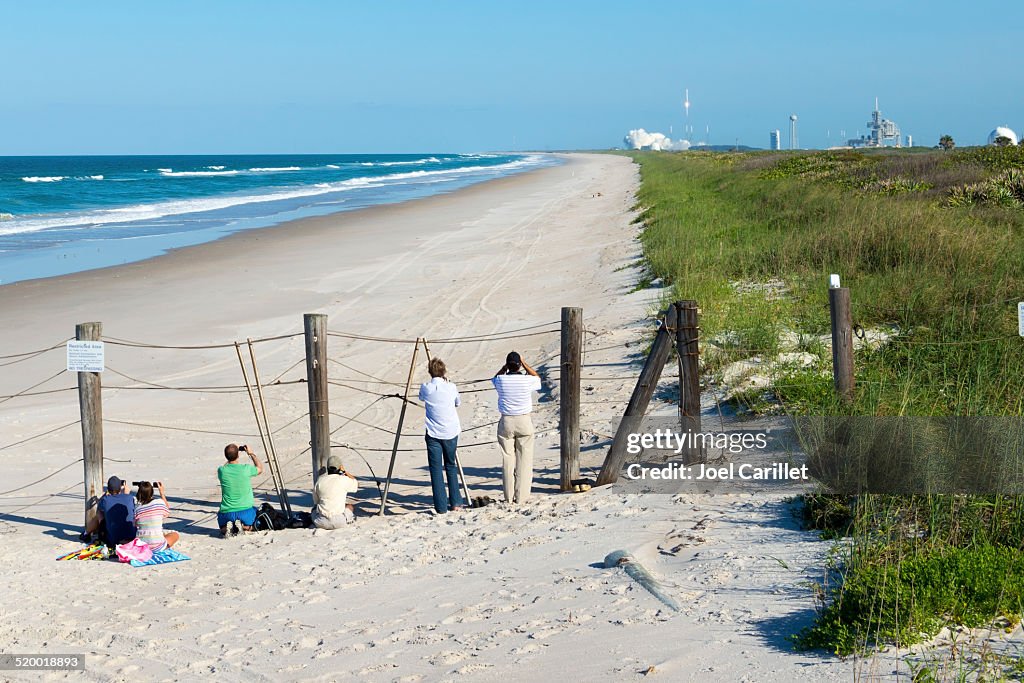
top-left (1, 1), bottom-right (1021, 154)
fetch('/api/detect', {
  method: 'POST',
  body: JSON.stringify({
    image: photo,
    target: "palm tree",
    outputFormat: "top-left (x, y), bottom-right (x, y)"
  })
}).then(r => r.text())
top-left (939, 135), bottom-right (955, 151)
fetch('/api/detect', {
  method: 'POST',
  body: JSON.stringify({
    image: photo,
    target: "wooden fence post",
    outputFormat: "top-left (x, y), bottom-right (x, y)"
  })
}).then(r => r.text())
top-left (76, 322), bottom-right (104, 531)
top-left (559, 307), bottom-right (583, 490)
top-left (304, 314), bottom-right (331, 485)
top-left (675, 301), bottom-right (702, 463)
top-left (829, 284), bottom-right (854, 401)
top-left (597, 306), bottom-right (678, 486)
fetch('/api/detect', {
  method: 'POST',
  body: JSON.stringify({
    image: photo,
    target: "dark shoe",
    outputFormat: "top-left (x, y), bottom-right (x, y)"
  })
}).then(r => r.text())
top-left (231, 521), bottom-right (240, 536)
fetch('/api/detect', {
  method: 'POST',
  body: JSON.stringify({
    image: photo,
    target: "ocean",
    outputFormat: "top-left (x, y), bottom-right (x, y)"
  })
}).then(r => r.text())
top-left (0, 153), bottom-right (555, 285)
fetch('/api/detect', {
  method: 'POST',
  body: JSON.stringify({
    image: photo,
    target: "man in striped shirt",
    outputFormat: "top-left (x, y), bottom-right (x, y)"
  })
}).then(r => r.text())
top-left (492, 351), bottom-right (542, 503)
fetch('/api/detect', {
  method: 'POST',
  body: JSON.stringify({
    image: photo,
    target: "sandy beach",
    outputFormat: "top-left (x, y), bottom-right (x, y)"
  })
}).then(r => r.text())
top-left (0, 153), bottom-right (881, 681)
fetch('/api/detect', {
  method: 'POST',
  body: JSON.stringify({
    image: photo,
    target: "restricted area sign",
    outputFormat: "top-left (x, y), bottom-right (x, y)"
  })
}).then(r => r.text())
top-left (67, 340), bottom-right (104, 373)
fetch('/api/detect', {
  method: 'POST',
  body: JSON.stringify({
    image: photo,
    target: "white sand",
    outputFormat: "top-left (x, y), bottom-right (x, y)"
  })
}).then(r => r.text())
top-left (0, 154), bottom-right (881, 681)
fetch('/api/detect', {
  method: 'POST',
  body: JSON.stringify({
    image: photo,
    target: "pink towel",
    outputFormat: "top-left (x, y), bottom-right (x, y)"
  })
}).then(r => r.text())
top-left (115, 538), bottom-right (153, 563)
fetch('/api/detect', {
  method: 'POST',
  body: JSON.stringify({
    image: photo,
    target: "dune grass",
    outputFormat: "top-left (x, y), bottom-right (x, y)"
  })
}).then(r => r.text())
top-left (626, 148), bottom-right (1024, 656)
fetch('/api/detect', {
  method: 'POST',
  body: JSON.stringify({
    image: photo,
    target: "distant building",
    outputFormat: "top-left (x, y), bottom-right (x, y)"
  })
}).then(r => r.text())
top-left (847, 99), bottom-right (902, 148)
top-left (770, 129), bottom-right (781, 150)
top-left (987, 126), bottom-right (1019, 146)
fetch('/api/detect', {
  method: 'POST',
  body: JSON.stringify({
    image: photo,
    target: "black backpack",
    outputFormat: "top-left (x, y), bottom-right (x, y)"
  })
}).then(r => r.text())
top-left (254, 503), bottom-right (286, 531)
top-left (253, 503), bottom-right (312, 531)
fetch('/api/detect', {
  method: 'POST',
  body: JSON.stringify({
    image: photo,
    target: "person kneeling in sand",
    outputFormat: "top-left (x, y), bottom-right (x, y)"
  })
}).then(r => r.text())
top-left (492, 351), bottom-right (542, 504)
top-left (311, 455), bottom-right (358, 529)
top-left (134, 481), bottom-right (179, 551)
top-left (218, 443), bottom-right (263, 536)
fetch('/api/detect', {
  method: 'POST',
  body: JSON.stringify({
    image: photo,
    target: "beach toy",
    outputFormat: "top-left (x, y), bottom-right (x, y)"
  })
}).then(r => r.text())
top-left (55, 544), bottom-right (105, 561)
top-left (603, 549), bottom-right (681, 612)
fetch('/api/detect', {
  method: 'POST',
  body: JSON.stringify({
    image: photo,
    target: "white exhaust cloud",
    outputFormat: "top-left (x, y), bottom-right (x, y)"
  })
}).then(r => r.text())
top-left (623, 128), bottom-right (691, 151)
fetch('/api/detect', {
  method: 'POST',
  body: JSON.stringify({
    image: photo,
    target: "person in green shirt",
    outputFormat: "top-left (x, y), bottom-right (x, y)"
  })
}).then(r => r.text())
top-left (217, 443), bottom-right (263, 536)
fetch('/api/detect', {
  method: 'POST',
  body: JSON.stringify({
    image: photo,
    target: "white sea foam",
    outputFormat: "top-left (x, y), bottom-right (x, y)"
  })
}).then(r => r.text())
top-left (86, 175), bottom-right (104, 180)
top-left (248, 166), bottom-right (301, 172)
top-left (207, 165), bottom-right (226, 170)
top-left (363, 157), bottom-right (444, 168)
top-left (0, 155), bottom-right (549, 238)
top-left (22, 176), bottom-right (65, 183)
top-left (325, 164), bottom-right (341, 169)
top-left (160, 169), bottom-right (240, 177)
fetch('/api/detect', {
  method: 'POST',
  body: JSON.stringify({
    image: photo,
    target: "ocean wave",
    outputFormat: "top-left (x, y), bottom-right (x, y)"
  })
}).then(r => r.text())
top-left (22, 176), bottom-right (65, 183)
top-left (0, 155), bottom-right (550, 238)
top-left (325, 164), bottom-right (341, 169)
top-left (207, 165), bottom-right (226, 170)
top-left (248, 166), bottom-right (301, 172)
top-left (159, 169), bottom-right (240, 177)
top-left (362, 157), bottom-right (444, 168)
top-left (85, 175), bottom-right (104, 180)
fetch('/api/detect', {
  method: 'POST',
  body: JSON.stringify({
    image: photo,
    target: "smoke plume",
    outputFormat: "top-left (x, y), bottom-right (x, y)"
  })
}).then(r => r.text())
top-left (623, 128), bottom-right (691, 151)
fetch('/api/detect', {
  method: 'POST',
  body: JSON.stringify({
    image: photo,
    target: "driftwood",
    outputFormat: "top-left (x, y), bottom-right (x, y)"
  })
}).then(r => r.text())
top-left (603, 549), bottom-right (680, 612)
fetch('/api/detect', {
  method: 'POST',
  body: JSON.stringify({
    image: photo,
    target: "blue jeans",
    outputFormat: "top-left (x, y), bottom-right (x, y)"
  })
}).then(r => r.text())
top-left (425, 434), bottom-right (463, 513)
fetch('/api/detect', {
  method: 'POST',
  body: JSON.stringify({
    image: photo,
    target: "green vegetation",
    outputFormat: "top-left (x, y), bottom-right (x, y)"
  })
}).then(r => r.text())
top-left (625, 147), bottom-right (1024, 656)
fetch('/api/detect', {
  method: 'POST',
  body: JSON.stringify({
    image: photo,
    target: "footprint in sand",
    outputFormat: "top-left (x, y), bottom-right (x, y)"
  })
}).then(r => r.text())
top-left (455, 662), bottom-right (494, 675)
top-left (426, 649), bottom-right (469, 666)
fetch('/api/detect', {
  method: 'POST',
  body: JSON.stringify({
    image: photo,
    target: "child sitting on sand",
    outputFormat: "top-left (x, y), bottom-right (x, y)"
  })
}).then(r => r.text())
top-left (134, 481), bottom-right (180, 551)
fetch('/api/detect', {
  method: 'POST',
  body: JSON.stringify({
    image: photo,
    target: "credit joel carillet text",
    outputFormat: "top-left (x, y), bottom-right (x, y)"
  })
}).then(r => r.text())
top-left (623, 428), bottom-right (809, 483)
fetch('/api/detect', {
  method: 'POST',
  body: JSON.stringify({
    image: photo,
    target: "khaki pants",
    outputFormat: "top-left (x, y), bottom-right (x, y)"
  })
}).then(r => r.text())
top-left (497, 413), bottom-right (535, 503)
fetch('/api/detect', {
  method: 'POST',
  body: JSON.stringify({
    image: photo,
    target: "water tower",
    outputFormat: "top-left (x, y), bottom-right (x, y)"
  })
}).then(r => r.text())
top-left (789, 114), bottom-right (798, 150)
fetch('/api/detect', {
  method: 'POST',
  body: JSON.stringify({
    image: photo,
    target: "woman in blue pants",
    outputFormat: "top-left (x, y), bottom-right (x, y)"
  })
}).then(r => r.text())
top-left (418, 357), bottom-right (465, 513)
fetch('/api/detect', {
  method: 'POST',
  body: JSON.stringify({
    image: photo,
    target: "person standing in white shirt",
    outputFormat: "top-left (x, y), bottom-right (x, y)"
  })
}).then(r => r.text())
top-left (491, 351), bottom-right (542, 504)
top-left (418, 358), bottom-right (465, 513)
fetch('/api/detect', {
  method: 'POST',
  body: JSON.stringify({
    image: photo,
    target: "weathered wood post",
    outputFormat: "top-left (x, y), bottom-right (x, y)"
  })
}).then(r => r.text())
top-left (675, 301), bottom-right (702, 463)
top-left (75, 322), bottom-right (104, 531)
top-left (597, 306), bottom-right (678, 486)
top-left (559, 306), bottom-right (583, 490)
top-left (304, 314), bottom-right (331, 484)
top-left (828, 278), bottom-right (854, 402)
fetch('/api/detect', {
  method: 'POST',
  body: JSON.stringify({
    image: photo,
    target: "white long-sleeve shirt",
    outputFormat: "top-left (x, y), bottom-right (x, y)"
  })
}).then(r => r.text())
top-left (418, 377), bottom-right (462, 440)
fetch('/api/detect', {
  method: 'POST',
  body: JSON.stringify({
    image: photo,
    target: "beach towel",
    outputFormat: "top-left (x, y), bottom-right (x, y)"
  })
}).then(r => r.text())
top-left (129, 547), bottom-right (190, 567)
top-left (55, 544), bottom-right (105, 561)
top-left (115, 538), bottom-right (153, 563)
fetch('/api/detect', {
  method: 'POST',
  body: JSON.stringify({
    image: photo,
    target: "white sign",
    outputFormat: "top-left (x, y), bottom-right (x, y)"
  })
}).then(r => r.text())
top-left (67, 341), bottom-right (104, 373)
top-left (1019, 302), bottom-right (1024, 337)
top-left (829, 274), bottom-right (841, 289)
